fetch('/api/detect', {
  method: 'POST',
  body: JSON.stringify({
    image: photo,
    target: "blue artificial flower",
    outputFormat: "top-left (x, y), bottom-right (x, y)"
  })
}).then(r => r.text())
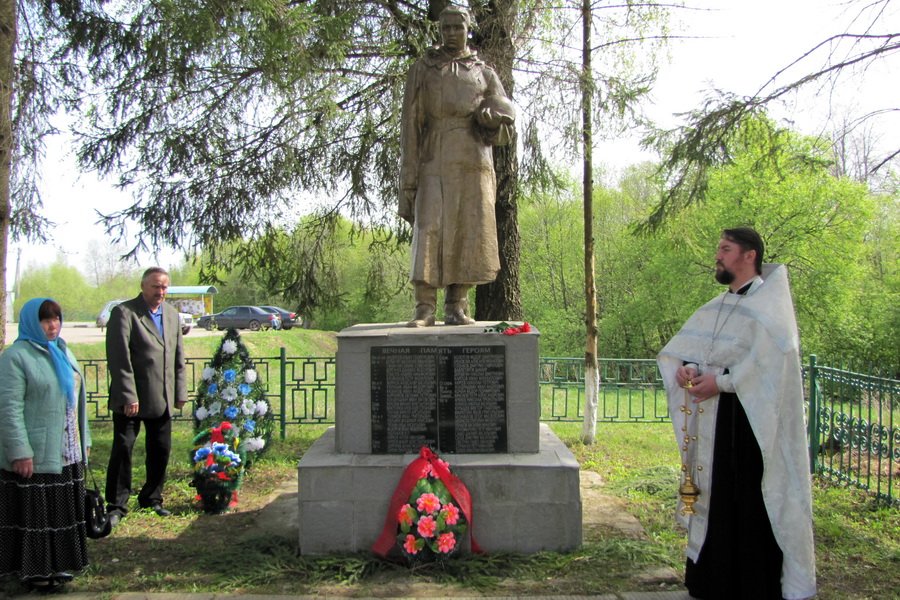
top-left (239, 383), bottom-right (251, 395)
top-left (207, 383), bottom-right (219, 394)
top-left (224, 369), bottom-right (237, 383)
top-left (194, 447), bottom-right (212, 461)
top-left (224, 406), bottom-right (239, 419)
top-left (243, 419), bottom-right (256, 433)
top-left (212, 442), bottom-right (229, 453)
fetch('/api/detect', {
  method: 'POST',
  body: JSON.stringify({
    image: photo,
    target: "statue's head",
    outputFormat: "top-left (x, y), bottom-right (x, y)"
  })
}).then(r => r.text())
top-left (439, 5), bottom-right (471, 52)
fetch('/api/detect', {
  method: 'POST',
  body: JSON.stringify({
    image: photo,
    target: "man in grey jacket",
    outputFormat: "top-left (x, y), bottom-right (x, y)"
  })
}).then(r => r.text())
top-left (105, 267), bottom-right (186, 523)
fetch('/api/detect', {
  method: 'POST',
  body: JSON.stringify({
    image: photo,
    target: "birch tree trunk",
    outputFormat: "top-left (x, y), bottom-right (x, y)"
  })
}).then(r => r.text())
top-left (580, 0), bottom-right (599, 444)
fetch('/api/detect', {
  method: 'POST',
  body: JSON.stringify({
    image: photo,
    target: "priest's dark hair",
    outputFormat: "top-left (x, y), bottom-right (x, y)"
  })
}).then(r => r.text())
top-left (722, 227), bottom-right (764, 275)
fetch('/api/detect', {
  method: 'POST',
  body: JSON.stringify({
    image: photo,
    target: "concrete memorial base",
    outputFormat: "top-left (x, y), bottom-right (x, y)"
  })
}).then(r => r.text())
top-left (297, 321), bottom-right (581, 555)
top-left (297, 424), bottom-right (582, 555)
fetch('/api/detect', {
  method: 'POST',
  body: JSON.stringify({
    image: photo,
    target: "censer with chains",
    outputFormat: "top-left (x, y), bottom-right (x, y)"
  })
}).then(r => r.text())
top-left (678, 381), bottom-right (702, 515)
top-left (677, 293), bottom-right (742, 515)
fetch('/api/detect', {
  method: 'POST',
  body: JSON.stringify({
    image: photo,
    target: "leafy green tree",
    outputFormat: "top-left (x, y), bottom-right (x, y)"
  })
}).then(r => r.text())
top-left (635, 117), bottom-right (879, 363)
top-left (16, 261), bottom-right (97, 321)
top-left (520, 115), bottom-right (891, 368)
top-left (860, 192), bottom-right (899, 367)
top-left (519, 182), bottom-right (583, 356)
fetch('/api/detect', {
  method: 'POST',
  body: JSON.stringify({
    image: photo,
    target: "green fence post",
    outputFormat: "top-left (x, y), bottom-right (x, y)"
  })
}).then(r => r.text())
top-left (807, 354), bottom-right (819, 474)
top-left (280, 346), bottom-right (287, 440)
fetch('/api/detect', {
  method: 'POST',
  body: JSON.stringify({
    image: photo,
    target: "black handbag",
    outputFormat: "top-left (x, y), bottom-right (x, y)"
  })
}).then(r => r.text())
top-left (83, 473), bottom-right (112, 539)
top-left (77, 388), bottom-right (112, 539)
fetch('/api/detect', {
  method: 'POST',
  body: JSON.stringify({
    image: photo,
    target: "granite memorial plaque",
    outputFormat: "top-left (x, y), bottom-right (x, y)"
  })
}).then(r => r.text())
top-left (371, 345), bottom-right (507, 453)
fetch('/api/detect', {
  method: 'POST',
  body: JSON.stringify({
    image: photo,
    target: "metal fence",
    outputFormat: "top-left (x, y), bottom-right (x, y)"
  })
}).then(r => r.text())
top-left (81, 355), bottom-right (667, 426)
top-left (807, 355), bottom-right (899, 506)
top-left (81, 348), bottom-right (337, 439)
top-left (538, 357), bottom-right (668, 422)
top-left (81, 352), bottom-right (898, 505)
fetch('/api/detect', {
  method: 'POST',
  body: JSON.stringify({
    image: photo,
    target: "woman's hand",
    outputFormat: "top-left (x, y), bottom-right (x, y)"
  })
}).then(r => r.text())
top-left (12, 458), bottom-right (34, 479)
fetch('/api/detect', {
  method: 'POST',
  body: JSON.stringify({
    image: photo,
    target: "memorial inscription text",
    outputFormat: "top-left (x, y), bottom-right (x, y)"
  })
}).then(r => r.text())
top-left (371, 345), bottom-right (507, 453)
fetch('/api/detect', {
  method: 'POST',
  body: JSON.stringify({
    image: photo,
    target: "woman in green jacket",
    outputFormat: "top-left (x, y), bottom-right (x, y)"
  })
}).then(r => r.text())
top-left (0, 298), bottom-right (90, 591)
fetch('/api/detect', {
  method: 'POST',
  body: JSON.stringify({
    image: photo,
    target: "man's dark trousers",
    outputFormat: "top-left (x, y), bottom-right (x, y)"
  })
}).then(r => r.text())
top-left (106, 408), bottom-right (172, 514)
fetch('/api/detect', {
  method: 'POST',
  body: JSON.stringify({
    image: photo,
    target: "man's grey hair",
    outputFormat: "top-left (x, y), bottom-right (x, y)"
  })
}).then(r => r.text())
top-left (141, 267), bottom-right (169, 282)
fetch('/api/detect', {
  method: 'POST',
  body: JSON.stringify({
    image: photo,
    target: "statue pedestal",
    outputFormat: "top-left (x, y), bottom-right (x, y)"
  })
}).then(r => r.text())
top-left (297, 322), bottom-right (582, 555)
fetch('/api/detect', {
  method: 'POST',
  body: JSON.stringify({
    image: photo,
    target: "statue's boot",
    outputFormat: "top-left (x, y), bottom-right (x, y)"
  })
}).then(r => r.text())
top-left (406, 283), bottom-right (436, 327)
top-left (443, 284), bottom-right (475, 325)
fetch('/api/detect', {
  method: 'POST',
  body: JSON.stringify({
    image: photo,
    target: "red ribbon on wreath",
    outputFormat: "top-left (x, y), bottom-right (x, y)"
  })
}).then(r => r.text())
top-left (372, 446), bottom-right (482, 557)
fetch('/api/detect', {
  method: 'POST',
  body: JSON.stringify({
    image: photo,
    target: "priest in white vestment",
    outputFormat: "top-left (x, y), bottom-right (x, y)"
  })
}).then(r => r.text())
top-left (658, 227), bottom-right (816, 600)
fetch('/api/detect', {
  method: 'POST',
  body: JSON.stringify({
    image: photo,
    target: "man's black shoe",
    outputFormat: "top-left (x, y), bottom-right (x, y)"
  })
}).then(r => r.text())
top-left (150, 504), bottom-right (172, 517)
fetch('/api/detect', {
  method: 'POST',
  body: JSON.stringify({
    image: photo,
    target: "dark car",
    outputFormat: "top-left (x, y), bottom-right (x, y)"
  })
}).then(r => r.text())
top-left (259, 306), bottom-right (301, 330)
top-left (196, 306), bottom-right (281, 331)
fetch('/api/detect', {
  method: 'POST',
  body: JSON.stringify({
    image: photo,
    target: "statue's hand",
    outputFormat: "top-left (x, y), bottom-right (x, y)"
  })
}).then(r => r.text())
top-left (476, 107), bottom-right (501, 129)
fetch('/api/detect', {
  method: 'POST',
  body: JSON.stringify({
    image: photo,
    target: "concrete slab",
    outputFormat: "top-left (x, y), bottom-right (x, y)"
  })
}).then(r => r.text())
top-left (298, 424), bottom-right (581, 555)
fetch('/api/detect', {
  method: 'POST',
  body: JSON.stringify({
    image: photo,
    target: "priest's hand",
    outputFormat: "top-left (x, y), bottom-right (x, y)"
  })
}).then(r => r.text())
top-left (676, 365), bottom-right (698, 388)
top-left (687, 374), bottom-right (719, 402)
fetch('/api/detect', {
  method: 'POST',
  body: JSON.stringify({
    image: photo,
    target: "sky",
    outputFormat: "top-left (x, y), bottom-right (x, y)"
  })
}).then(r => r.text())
top-left (6, 0), bottom-right (898, 288)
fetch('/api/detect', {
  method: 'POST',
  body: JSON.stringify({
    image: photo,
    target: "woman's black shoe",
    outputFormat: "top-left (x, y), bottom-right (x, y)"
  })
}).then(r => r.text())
top-left (22, 576), bottom-right (60, 592)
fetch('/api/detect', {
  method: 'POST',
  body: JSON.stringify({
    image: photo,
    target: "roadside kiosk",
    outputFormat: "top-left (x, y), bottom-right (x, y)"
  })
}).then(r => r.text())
top-left (166, 285), bottom-right (219, 317)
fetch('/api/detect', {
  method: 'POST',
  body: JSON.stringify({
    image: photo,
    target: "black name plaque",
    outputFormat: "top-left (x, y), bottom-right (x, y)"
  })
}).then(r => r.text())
top-left (370, 345), bottom-right (507, 454)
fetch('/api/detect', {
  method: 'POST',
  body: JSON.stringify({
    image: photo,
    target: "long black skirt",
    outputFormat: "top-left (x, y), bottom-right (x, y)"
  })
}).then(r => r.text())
top-left (0, 463), bottom-right (90, 580)
top-left (685, 392), bottom-right (783, 600)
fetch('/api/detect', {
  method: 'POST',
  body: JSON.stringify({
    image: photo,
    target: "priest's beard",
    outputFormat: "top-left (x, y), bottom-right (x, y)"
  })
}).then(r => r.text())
top-left (715, 265), bottom-right (735, 285)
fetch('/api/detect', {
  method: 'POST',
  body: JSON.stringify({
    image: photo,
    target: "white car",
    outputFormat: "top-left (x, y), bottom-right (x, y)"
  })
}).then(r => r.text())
top-left (178, 312), bottom-right (193, 335)
top-left (97, 299), bottom-right (193, 335)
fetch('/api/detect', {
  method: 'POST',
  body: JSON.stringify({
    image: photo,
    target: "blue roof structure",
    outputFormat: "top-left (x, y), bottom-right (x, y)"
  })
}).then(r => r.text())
top-left (167, 285), bottom-right (219, 295)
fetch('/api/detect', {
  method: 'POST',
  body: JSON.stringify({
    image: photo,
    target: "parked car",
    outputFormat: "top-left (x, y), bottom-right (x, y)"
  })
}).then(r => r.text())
top-left (97, 299), bottom-right (193, 335)
top-left (258, 306), bottom-right (301, 330)
top-left (196, 305), bottom-right (281, 331)
top-left (96, 299), bottom-right (129, 330)
top-left (179, 312), bottom-right (193, 335)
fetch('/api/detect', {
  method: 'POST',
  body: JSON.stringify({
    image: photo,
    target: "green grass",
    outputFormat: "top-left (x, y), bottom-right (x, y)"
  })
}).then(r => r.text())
top-left (3, 417), bottom-right (896, 598)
